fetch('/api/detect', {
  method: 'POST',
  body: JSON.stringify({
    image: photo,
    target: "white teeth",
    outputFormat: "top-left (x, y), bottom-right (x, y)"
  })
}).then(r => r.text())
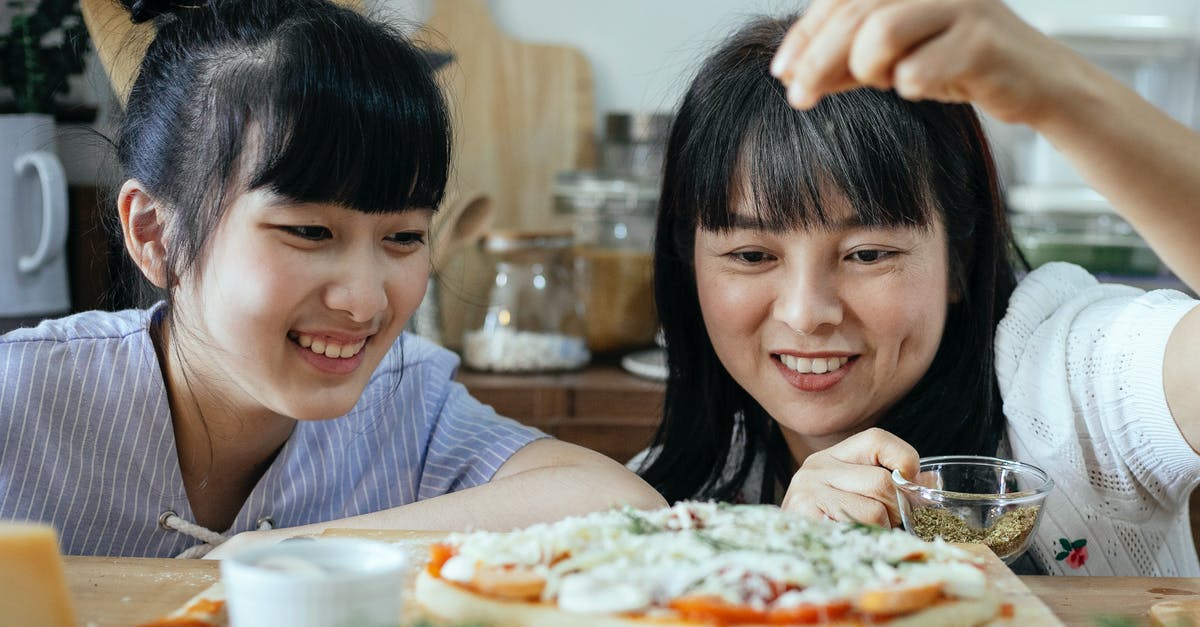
top-left (779, 355), bottom-right (849, 374)
top-left (293, 333), bottom-right (367, 359)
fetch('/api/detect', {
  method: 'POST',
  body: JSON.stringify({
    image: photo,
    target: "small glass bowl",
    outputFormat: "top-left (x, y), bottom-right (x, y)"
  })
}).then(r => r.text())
top-left (892, 455), bottom-right (1053, 564)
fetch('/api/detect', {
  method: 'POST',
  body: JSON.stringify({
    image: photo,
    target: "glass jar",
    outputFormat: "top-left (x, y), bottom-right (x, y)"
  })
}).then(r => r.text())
top-left (555, 171), bottom-right (659, 354)
top-left (461, 230), bottom-right (590, 372)
top-left (601, 112), bottom-right (673, 181)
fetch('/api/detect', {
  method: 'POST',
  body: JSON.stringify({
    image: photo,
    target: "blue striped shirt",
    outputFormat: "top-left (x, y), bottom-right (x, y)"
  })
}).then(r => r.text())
top-left (0, 306), bottom-right (544, 556)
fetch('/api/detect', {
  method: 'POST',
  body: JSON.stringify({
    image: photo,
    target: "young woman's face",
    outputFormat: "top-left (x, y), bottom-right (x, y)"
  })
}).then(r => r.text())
top-left (170, 189), bottom-right (431, 421)
top-left (693, 190), bottom-right (952, 456)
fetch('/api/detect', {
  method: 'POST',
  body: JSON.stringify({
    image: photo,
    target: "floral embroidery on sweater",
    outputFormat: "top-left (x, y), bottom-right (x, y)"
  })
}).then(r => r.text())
top-left (1055, 538), bottom-right (1088, 569)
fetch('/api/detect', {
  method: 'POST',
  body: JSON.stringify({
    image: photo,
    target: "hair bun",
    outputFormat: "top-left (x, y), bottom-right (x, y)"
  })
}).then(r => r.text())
top-left (123, 0), bottom-right (209, 24)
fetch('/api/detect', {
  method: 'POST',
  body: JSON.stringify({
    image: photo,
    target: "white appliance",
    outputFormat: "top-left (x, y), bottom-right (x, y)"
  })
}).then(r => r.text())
top-left (0, 114), bottom-right (71, 332)
top-left (1001, 1), bottom-right (1200, 282)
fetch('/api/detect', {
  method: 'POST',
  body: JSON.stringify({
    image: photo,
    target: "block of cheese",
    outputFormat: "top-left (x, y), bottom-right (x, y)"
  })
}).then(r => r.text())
top-left (1151, 599), bottom-right (1200, 626)
top-left (0, 522), bottom-right (77, 627)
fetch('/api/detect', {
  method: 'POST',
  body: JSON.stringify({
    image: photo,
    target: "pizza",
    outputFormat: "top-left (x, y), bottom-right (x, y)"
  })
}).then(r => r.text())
top-left (415, 501), bottom-right (1008, 626)
top-left (137, 582), bottom-right (226, 627)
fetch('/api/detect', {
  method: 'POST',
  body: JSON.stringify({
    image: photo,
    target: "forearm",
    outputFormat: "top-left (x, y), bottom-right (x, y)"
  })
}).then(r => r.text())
top-left (285, 461), bottom-right (666, 534)
top-left (1032, 55), bottom-right (1200, 290)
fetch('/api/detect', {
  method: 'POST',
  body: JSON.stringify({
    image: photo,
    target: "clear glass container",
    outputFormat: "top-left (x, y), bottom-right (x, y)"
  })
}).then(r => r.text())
top-left (893, 455), bottom-right (1053, 564)
top-left (461, 230), bottom-right (590, 372)
top-left (555, 171), bottom-right (659, 354)
top-left (601, 112), bottom-right (673, 181)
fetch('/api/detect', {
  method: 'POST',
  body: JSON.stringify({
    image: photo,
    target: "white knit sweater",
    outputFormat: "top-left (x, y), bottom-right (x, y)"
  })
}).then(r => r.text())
top-left (997, 262), bottom-right (1200, 576)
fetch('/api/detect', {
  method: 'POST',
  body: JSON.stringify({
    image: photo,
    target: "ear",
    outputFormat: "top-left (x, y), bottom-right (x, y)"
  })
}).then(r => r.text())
top-left (118, 179), bottom-right (171, 289)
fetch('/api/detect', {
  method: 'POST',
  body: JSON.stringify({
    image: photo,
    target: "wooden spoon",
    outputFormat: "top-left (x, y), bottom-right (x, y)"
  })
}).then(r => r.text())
top-left (431, 191), bottom-right (493, 270)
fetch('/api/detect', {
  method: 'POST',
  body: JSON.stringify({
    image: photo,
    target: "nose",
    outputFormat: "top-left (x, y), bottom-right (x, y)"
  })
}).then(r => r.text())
top-left (324, 251), bottom-right (390, 323)
top-left (773, 263), bottom-right (843, 336)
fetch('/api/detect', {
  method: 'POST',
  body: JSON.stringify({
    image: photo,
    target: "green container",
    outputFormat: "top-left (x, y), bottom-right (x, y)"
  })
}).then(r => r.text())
top-left (1011, 211), bottom-right (1162, 276)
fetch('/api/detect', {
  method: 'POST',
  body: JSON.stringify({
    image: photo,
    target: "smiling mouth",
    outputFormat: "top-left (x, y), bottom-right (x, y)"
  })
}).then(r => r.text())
top-left (776, 354), bottom-right (856, 374)
top-left (288, 332), bottom-right (369, 359)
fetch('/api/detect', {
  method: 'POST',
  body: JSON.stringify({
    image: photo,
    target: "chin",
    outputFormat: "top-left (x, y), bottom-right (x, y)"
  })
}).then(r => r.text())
top-left (773, 409), bottom-right (862, 439)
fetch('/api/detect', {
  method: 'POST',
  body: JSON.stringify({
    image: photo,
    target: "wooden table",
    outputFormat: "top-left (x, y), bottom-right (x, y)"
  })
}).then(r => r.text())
top-left (63, 555), bottom-right (1200, 626)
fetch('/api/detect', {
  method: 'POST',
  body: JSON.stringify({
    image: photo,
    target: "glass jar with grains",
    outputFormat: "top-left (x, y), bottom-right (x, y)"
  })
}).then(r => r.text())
top-left (555, 171), bottom-right (659, 355)
top-left (462, 230), bottom-right (590, 373)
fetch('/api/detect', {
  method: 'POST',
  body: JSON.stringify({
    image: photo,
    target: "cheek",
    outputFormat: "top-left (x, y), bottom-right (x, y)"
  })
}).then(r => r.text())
top-left (386, 259), bottom-right (431, 317)
top-left (195, 244), bottom-right (308, 340)
top-left (865, 273), bottom-right (948, 365)
top-left (695, 269), bottom-right (764, 357)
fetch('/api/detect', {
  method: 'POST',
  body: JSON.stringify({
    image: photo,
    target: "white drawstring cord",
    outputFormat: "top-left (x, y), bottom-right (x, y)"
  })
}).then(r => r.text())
top-left (160, 510), bottom-right (275, 559)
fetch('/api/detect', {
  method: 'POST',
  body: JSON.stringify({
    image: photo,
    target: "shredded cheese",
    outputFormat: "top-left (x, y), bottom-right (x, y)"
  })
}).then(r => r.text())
top-left (442, 502), bottom-right (985, 616)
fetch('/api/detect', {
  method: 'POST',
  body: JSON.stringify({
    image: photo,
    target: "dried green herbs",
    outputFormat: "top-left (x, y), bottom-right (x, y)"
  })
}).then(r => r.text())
top-left (910, 506), bottom-right (1040, 557)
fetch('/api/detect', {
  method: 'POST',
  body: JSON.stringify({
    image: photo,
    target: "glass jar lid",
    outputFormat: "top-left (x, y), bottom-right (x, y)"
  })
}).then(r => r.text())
top-left (554, 171), bottom-right (659, 216)
top-left (479, 229), bottom-right (574, 254)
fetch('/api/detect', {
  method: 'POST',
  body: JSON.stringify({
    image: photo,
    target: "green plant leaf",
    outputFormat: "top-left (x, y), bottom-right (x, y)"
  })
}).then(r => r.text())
top-left (1055, 551), bottom-right (1070, 560)
top-left (1072, 538), bottom-right (1087, 549)
top-left (0, 0), bottom-right (90, 114)
top-left (1059, 538), bottom-right (1072, 551)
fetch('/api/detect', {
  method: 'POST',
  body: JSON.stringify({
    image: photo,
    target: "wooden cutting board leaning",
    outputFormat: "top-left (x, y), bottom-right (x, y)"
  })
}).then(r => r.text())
top-left (417, 0), bottom-right (596, 349)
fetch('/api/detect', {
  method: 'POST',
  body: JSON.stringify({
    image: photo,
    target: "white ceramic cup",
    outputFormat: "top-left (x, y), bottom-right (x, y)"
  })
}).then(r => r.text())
top-left (221, 537), bottom-right (408, 627)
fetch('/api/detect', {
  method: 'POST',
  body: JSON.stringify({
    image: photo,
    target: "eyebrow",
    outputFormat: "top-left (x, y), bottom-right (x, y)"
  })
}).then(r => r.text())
top-left (728, 212), bottom-right (865, 231)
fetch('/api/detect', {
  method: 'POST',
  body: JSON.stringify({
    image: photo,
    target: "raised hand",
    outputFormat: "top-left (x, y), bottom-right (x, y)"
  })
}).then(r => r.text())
top-left (770, 0), bottom-right (1085, 125)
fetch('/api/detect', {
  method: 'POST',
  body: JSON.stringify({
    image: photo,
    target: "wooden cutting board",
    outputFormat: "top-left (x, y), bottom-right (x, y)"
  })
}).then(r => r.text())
top-left (417, 0), bottom-right (596, 348)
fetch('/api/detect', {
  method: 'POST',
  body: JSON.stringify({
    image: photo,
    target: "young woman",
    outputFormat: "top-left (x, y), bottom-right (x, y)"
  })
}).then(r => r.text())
top-left (0, 0), bottom-right (663, 559)
top-left (638, 0), bottom-right (1200, 577)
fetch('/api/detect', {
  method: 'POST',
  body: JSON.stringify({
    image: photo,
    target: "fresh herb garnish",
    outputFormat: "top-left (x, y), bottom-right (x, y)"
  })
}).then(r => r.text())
top-left (848, 520), bottom-right (887, 535)
top-left (694, 531), bottom-right (741, 552)
top-left (624, 509), bottom-right (663, 535)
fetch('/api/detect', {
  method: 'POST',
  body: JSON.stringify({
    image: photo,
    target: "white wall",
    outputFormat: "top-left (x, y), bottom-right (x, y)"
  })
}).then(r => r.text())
top-left (380, 0), bottom-right (803, 132)
top-left (379, 0), bottom-right (1200, 136)
top-left (65, 0), bottom-right (1200, 185)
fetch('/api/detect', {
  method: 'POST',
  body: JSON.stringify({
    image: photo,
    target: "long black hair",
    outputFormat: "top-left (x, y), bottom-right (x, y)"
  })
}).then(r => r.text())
top-left (115, 0), bottom-right (451, 301)
top-left (640, 15), bottom-right (1021, 504)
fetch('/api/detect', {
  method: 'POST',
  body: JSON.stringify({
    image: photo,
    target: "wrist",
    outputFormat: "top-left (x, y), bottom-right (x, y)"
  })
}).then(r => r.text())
top-left (1025, 45), bottom-right (1125, 140)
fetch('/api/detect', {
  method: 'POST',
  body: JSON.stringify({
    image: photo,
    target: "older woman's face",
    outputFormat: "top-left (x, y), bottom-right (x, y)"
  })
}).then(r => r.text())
top-left (692, 191), bottom-right (951, 457)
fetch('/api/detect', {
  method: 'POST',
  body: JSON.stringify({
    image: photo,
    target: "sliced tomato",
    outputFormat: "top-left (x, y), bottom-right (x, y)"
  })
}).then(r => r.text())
top-left (471, 565), bottom-right (546, 600)
top-left (765, 600), bottom-right (852, 624)
top-left (426, 542), bottom-right (456, 577)
top-left (669, 595), bottom-right (854, 625)
top-left (670, 595), bottom-right (769, 625)
top-left (855, 581), bottom-right (943, 616)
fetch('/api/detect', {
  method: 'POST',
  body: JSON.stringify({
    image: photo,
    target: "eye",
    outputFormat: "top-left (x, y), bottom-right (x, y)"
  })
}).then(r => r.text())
top-left (847, 249), bottom-right (892, 263)
top-left (282, 225), bottom-right (331, 241)
top-left (386, 231), bottom-right (426, 247)
top-left (729, 250), bottom-right (773, 264)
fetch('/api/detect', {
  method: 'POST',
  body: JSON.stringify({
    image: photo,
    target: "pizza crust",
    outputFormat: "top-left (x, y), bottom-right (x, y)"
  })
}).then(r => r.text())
top-left (414, 571), bottom-right (1003, 627)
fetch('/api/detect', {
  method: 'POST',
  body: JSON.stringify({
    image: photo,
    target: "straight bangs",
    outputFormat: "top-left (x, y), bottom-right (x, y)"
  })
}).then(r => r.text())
top-left (239, 14), bottom-right (450, 213)
top-left (681, 63), bottom-right (939, 236)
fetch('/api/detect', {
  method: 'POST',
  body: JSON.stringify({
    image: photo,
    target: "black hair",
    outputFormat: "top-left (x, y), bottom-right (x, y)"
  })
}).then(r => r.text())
top-left (639, 15), bottom-right (1021, 503)
top-left (115, 0), bottom-right (451, 300)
